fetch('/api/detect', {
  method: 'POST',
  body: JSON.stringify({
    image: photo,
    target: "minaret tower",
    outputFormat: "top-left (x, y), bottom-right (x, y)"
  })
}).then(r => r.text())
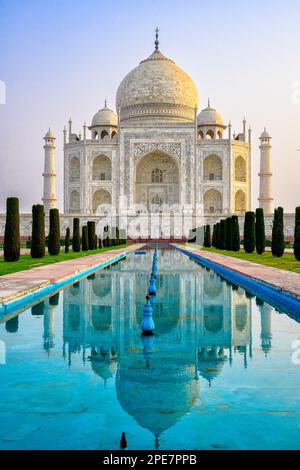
top-left (258, 128), bottom-right (273, 214)
top-left (42, 129), bottom-right (57, 212)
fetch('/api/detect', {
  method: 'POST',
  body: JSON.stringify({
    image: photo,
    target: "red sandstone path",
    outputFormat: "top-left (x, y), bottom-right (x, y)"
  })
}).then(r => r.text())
top-left (0, 245), bottom-right (143, 305)
top-left (173, 244), bottom-right (300, 299)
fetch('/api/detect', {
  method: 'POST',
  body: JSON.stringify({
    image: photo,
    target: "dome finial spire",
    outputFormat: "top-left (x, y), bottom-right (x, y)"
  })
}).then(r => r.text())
top-left (154, 27), bottom-right (160, 51)
top-left (208, 98), bottom-right (211, 107)
top-left (104, 98), bottom-right (107, 108)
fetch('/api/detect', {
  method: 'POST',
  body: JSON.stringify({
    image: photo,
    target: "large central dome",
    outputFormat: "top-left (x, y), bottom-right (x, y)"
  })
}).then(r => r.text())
top-left (116, 49), bottom-right (199, 124)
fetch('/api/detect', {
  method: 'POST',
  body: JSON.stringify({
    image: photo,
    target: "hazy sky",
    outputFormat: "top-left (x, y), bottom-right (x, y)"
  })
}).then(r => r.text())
top-left (0, 0), bottom-right (300, 213)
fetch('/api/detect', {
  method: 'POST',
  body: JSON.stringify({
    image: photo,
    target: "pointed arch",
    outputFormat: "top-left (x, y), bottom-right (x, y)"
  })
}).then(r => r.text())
top-left (206, 129), bottom-right (214, 140)
top-left (92, 189), bottom-right (112, 214)
top-left (70, 189), bottom-right (80, 212)
top-left (203, 154), bottom-right (222, 181)
top-left (69, 156), bottom-right (80, 182)
top-left (92, 154), bottom-right (111, 181)
top-left (235, 190), bottom-right (246, 212)
top-left (203, 189), bottom-right (222, 214)
top-left (235, 156), bottom-right (246, 182)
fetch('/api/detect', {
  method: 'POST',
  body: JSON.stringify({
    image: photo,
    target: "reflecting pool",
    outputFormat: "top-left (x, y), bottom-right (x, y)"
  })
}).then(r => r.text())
top-left (0, 246), bottom-right (300, 450)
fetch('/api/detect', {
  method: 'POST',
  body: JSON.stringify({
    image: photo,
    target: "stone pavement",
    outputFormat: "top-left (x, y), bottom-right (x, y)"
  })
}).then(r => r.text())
top-left (0, 245), bottom-right (142, 304)
top-left (173, 244), bottom-right (300, 299)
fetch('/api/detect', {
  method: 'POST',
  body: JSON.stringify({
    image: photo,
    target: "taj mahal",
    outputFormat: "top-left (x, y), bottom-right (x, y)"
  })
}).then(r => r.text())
top-left (7, 30), bottom-right (290, 240)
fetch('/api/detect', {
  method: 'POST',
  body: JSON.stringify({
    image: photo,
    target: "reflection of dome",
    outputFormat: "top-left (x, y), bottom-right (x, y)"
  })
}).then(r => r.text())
top-left (116, 353), bottom-right (199, 437)
top-left (116, 49), bottom-right (198, 123)
top-left (90, 355), bottom-right (117, 383)
top-left (91, 103), bottom-right (118, 127)
top-left (197, 103), bottom-right (224, 126)
top-left (198, 347), bottom-right (226, 385)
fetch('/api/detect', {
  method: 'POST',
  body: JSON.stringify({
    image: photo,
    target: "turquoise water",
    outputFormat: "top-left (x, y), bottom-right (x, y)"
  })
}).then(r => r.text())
top-left (0, 246), bottom-right (300, 450)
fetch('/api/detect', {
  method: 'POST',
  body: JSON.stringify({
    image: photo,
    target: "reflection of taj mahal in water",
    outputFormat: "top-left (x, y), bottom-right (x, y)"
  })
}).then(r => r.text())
top-left (36, 250), bottom-right (274, 445)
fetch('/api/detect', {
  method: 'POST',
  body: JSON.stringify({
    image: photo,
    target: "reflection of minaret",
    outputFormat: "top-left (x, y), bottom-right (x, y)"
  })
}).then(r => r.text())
top-left (259, 302), bottom-right (272, 355)
top-left (43, 302), bottom-right (55, 354)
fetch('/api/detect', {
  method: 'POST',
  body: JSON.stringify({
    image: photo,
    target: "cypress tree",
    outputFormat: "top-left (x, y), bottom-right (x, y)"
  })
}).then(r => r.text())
top-left (212, 224), bottom-right (217, 248)
top-left (204, 225), bottom-right (211, 248)
top-left (244, 211), bottom-right (256, 253)
top-left (65, 227), bottom-right (70, 254)
top-left (256, 208), bottom-right (266, 255)
top-left (87, 221), bottom-right (96, 250)
top-left (220, 220), bottom-right (226, 250)
top-left (107, 235), bottom-right (112, 247)
top-left (99, 238), bottom-right (102, 249)
top-left (225, 217), bottom-right (233, 251)
top-left (294, 207), bottom-right (300, 261)
top-left (82, 225), bottom-right (88, 251)
top-left (4, 197), bottom-right (20, 262)
top-left (31, 204), bottom-right (45, 258)
top-left (116, 227), bottom-right (120, 245)
top-left (271, 207), bottom-right (285, 257)
top-left (216, 223), bottom-right (221, 249)
top-left (231, 216), bottom-right (240, 252)
top-left (94, 234), bottom-right (98, 250)
top-left (72, 218), bottom-right (80, 252)
top-left (48, 208), bottom-right (60, 255)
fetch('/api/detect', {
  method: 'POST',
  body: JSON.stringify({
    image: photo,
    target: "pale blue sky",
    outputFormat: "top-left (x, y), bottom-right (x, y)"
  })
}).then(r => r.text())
top-left (0, 0), bottom-right (299, 212)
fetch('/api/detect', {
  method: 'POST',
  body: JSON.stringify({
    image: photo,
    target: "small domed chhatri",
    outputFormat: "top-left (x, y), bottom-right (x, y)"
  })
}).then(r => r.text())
top-left (116, 30), bottom-right (198, 123)
top-left (91, 101), bottom-right (118, 127)
top-left (197, 100), bottom-right (224, 126)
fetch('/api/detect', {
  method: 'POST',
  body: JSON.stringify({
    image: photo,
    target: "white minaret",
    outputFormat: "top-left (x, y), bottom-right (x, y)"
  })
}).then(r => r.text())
top-left (42, 129), bottom-right (57, 212)
top-left (258, 128), bottom-right (273, 214)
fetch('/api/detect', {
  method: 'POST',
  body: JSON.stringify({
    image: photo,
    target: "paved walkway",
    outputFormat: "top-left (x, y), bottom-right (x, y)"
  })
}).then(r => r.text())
top-left (173, 244), bottom-right (300, 299)
top-left (0, 245), bottom-right (142, 304)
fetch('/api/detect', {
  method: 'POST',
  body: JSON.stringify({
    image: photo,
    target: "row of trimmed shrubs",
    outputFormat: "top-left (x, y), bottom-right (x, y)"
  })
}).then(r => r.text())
top-left (198, 207), bottom-right (300, 260)
top-left (3, 198), bottom-right (126, 262)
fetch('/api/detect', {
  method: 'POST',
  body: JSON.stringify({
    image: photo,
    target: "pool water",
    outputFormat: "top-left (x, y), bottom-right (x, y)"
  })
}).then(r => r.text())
top-left (0, 246), bottom-right (300, 450)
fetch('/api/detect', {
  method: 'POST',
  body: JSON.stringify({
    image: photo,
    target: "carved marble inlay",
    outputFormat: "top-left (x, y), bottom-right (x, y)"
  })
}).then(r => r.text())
top-left (133, 142), bottom-right (181, 160)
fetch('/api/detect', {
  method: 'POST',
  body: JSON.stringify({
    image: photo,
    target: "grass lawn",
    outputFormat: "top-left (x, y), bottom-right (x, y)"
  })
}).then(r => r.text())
top-left (0, 244), bottom-right (130, 276)
top-left (189, 245), bottom-right (300, 274)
